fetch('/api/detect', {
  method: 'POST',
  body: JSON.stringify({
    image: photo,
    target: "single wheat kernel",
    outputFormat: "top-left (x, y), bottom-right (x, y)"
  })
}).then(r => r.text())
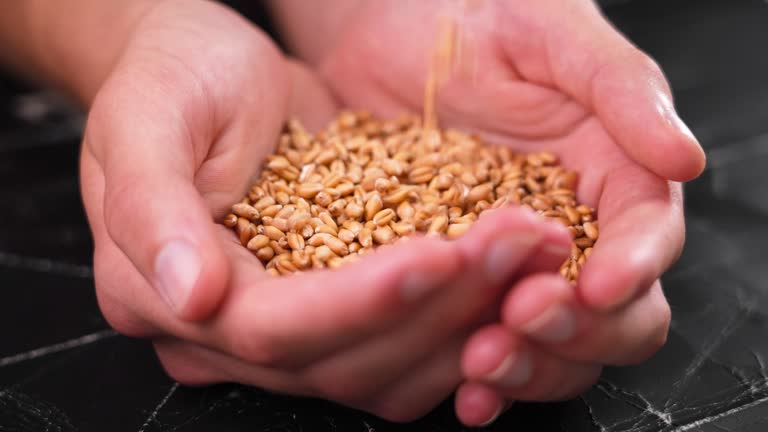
top-left (292, 250), bottom-right (311, 269)
top-left (256, 247), bottom-right (275, 261)
top-left (382, 158), bottom-right (404, 176)
top-left (564, 206), bottom-right (581, 225)
top-left (253, 196), bottom-right (276, 211)
top-left (338, 229), bottom-right (356, 244)
top-left (583, 222), bottom-right (599, 240)
top-left (270, 240), bottom-right (289, 255)
top-left (373, 226), bottom-right (396, 244)
top-left (383, 187), bottom-right (413, 205)
top-left (325, 236), bottom-right (350, 256)
top-left (224, 214), bottom-right (238, 228)
top-left (349, 242), bottom-right (362, 253)
top-left (392, 222), bottom-right (416, 236)
top-left (297, 183), bottom-right (324, 199)
top-left (409, 166), bottom-right (436, 184)
top-left (328, 199), bottom-right (347, 216)
top-left (262, 225), bottom-right (284, 241)
top-left (373, 209), bottom-right (396, 226)
top-left (315, 245), bottom-right (335, 262)
top-left (300, 224), bottom-right (314, 239)
top-left (238, 221), bottom-right (256, 246)
top-left (276, 259), bottom-right (298, 275)
top-left (247, 234), bottom-right (270, 251)
top-left (232, 203), bottom-right (260, 221)
top-left (287, 233), bottom-right (305, 250)
top-left (569, 259), bottom-right (579, 280)
top-left (365, 193), bottom-right (384, 221)
top-left (358, 228), bottom-right (373, 248)
top-left (343, 220), bottom-right (364, 235)
top-left (308, 233), bottom-right (330, 247)
top-left (446, 223), bottom-right (471, 239)
top-left (314, 191), bottom-right (333, 207)
top-left (345, 202), bottom-right (364, 219)
top-left (428, 215), bottom-right (449, 235)
top-left (268, 217), bottom-right (289, 233)
top-left (466, 182), bottom-right (493, 203)
top-left (318, 212), bottom-right (338, 232)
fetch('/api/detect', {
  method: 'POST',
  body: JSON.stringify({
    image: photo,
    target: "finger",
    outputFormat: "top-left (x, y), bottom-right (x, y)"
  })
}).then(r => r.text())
top-left (579, 164), bottom-right (684, 310)
top-left (86, 177), bottom-right (473, 373)
top-left (454, 382), bottom-right (506, 428)
top-left (212, 230), bottom-right (467, 367)
top-left (462, 324), bottom-right (601, 401)
top-left (153, 338), bottom-right (309, 396)
top-left (85, 80), bottom-right (232, 321)
top-left (81, 147), bottom-right (155, 337)
top-left (302, 207), bottom-right (566, 398)
top-left (157, 336), bottom-right (460, 425)
top-left (498, 0), bottom-right (706, 181)
top-left (90, 211), bottom-right (467, 368)
top-left (518, 218), bottom-right (571, 275)
top-left (360, 337), bottom-right (465, 423)
top-left (502, 275), bottom-right (671, 365)
top-left (82, 145), bottom-right (199, 337)
top-left (471, 207), bottom-right (572, 285)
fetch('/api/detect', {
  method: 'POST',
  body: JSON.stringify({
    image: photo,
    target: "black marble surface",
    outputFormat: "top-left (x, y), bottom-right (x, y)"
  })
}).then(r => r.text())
top-left (2, 0), bottom-right (768, 430)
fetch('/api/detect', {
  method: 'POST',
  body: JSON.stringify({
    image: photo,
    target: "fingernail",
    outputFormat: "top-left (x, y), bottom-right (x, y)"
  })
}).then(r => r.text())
top-left (485, 350), bottom-right (532, 388)
top-left (485, 234), bottom-right (541, 284)
top-left (154, 240), bottom-right (201, 313)
top-left (521, 304), bottom-right (576, 343)
top-left (478, 402), bottom-right (504, 427)
top-left (400, 271), bottom-right (446, 303)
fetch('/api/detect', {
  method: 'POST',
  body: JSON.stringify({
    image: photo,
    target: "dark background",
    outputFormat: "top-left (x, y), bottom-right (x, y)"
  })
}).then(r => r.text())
top-left (1, 0), bottom-right (767, 431)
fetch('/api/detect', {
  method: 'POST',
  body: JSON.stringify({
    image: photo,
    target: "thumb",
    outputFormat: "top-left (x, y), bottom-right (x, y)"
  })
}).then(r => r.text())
top-left (500, 0), bottom-right (706, 182)
top-left (87, 84), bottom-right (230, 322)
top-left (587, 46), bottom-right (706, 182)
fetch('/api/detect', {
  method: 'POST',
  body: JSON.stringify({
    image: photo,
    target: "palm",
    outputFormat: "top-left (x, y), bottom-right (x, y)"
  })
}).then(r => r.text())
top-left (317, 0), bottom-right (684, 307)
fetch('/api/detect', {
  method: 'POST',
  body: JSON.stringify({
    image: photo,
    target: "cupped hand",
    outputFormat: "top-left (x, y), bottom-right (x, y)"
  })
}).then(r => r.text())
top-left (314, 0), bottom-right (698, 425)
top-left (79, 0), bottom-right (575, 422)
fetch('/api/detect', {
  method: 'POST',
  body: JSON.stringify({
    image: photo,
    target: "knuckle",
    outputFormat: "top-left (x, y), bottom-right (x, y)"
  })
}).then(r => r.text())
top-left (555, 366), bottom-right (603, 400)
top-left (632, 49), bottom-right (664, 77)
top-left (621, 299), bottom-right (672, 365)
top-left (95, 292), bottom-right (148, 338)
top-left (228, 333), bottom-right (287, 368)
top-left (102, 181), bottom-right (140, 242)
top-left (154, 344), bottom-right (219, 386)
top-left (93, 251), bottom-right (152, 338)
top-left (647, 300), bottom-right (672, 354)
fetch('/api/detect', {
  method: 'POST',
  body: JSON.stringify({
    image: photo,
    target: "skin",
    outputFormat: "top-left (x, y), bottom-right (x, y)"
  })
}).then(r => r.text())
top-left (0, 0), bottom-right (704, 426)
top-left (0, 0), bottom-right (581, 423)
top-left (269, 0), bottom-right (704, 426)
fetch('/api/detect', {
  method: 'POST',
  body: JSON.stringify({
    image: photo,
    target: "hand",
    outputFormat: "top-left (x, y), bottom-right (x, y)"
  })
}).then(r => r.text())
top-left (308, 0), bottom-right (698, 425)
top-left (79, 0), bottom-right (575, 422)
